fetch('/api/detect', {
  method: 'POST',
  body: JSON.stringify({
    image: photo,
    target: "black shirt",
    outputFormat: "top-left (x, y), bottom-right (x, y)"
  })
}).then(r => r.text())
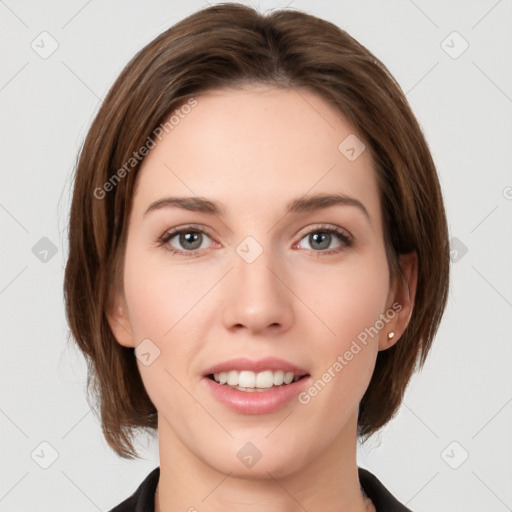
top-left (109, 466), bottom-right (412, 511)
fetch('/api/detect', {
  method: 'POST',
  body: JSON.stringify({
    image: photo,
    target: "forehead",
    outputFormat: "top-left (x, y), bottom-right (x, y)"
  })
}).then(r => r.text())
top-left (132, 85), bottom-right (381, 226)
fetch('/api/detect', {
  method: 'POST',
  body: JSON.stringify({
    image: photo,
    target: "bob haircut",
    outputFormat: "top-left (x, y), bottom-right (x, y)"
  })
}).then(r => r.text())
top-left (64, 2), bottom-right (450, 459)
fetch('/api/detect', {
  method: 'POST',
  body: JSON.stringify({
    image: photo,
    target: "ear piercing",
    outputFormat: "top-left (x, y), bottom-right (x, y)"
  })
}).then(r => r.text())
top-left (387, 331), bottom-right (395, 341)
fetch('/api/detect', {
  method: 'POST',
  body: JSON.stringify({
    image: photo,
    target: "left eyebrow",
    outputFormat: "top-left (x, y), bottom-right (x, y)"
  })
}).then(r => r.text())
top-left (143, 192), bottom-right (371, 224)
top-left (286, 193), bottom-right (370, 223)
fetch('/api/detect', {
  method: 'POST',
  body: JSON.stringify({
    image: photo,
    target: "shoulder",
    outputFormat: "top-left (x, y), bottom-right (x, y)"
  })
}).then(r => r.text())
top-left (108, 467), bottom-right (160, 512)
top-left (358, 467), bottom-right (413, 512)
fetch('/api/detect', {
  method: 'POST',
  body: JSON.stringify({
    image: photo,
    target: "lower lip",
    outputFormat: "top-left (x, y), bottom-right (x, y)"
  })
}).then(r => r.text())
top-left (202, 376), bottom-right (310, 415)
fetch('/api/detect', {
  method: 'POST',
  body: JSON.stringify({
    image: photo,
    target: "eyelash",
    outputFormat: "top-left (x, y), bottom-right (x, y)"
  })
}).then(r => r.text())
top-left (157, 224), bottom-right (353, 258)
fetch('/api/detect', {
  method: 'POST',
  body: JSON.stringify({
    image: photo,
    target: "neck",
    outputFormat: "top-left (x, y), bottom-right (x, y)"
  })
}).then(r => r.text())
top-left (154, 414), bottom-right (374, 512)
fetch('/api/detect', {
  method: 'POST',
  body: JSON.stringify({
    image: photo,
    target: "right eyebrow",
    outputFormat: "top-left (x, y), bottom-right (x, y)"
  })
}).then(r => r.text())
top-left (144, 196), bottom-right (224, 217)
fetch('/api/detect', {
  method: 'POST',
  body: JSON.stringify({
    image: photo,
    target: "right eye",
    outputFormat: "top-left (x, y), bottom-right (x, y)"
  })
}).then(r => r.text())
top-left (158, 226), bottom-right (217, 256)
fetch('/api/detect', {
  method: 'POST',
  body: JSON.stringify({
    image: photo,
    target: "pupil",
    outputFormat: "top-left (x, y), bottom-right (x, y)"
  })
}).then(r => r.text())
top-left (311, 232), bottom-right (330, 250)
top-left (181, 232), bottom-right (201, 250)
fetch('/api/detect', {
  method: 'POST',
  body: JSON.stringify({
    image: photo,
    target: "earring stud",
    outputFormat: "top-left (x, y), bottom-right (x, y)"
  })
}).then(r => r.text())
top-left (387, 331), bottom-right (395, 341)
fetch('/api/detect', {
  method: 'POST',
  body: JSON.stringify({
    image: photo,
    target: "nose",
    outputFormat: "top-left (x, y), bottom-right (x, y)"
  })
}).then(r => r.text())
top-left (221, 240), bottom-right (294, 335)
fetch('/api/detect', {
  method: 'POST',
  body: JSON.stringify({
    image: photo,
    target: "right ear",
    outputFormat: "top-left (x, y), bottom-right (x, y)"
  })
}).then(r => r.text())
top-left (105, 290), bottom-right (136, 348)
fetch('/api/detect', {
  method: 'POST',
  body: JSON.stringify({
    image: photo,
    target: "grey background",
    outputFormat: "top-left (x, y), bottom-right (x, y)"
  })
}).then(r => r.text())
top-left (1, 0), bottom-right (511, 510)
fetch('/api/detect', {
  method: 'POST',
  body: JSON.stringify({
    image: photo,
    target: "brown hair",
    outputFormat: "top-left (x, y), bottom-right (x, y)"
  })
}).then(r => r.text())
top-left (64, 2), bottom-right (450, 459)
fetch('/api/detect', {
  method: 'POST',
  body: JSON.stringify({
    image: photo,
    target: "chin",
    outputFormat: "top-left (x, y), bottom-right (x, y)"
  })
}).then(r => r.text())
top-left (201, 435), bottom-right (314, 480)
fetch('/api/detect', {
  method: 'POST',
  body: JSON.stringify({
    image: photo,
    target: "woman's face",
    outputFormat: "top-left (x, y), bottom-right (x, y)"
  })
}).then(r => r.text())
top-left (108, 84), bottom-right (415, 478)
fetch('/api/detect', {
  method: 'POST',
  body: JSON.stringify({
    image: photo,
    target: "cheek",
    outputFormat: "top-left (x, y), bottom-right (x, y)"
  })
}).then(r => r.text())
top-left (122, 248), bottom-right (208, 423)
top-left (299, 252), bottom-right (390, 404)
top-left (307, 252), bottom-right (390, 346)
top-left (123, 242), bottom-right (203, 345)
top-left (122, 243), bottom-right (215, 401)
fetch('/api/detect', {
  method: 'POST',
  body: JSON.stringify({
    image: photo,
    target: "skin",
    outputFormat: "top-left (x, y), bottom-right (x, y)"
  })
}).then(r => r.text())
top-left (107, 84), bottom-right (417, 512)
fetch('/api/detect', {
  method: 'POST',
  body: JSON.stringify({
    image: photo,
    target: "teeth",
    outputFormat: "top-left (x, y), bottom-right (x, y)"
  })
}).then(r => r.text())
top-left (239, 370), bottom-right (256, 388)
top-left (273, 370), bottom-right (285, 386)
top-left (212, 370), bottom-right (300, 389)
top-left (227, 370), bottom-right (238, 386)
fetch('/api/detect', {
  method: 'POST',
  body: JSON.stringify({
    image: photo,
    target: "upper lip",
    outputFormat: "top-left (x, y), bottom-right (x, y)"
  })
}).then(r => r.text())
top-left (203, 357), bottom-right (309, 377)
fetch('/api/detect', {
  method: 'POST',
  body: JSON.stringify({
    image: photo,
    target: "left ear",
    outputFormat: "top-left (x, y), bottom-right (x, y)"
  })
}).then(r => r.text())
top-left (379, 251), bottom-right (418, 351)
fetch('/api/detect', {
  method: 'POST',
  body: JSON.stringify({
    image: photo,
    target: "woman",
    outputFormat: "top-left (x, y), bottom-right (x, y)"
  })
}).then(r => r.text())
top-left (64, 3), bottom-right (449, 511)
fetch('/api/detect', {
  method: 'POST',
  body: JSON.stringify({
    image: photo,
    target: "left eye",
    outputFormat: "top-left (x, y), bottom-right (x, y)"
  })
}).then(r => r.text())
top-left (295, 226), bottom-right (352, 254)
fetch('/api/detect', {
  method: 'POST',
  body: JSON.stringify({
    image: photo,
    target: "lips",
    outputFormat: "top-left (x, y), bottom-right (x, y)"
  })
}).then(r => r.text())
top-left (203, 373), bottom-right (311, 414)
top-left (201, 357), bottom-right (311, 414)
